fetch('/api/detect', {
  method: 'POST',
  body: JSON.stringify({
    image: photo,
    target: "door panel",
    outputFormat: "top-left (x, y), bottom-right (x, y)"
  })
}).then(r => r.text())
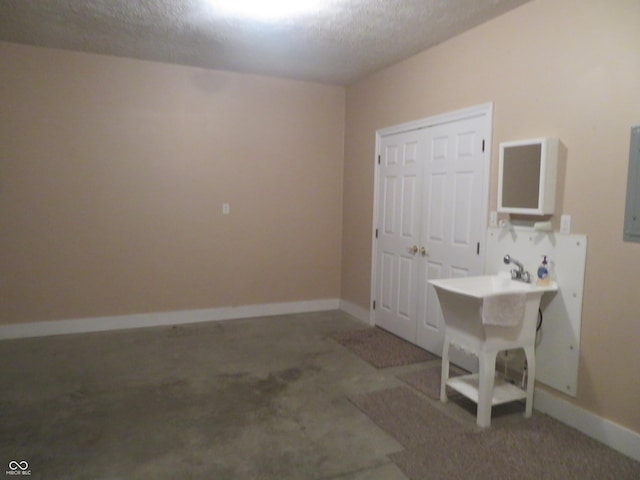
top-left (397, 256), bottom-right (414, 318)
top-left (374, 130), bottom-right (425, 341)
top-left (426, 173), bottom-right (446, 241)
top-left (452, 172), bottom-right (473, 245)
top-left (380, 252), bottom-right (395, 311)
top-left (401, 176), bottom-right (418, 237)
top-left (382, 176), bottom-right (397, 234)
top-left (422, 261), bottom-right (443, 330)
top-left (416, 116), bottom-right (487, 363)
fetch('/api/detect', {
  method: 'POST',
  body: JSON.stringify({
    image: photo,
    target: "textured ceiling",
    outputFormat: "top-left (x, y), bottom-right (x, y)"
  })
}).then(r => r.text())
top-left (0, 0), bottom-right (530, 85)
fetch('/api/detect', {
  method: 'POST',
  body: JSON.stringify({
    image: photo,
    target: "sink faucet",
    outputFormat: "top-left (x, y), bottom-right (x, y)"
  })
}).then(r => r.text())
top-left (503, 254), bottom-right (531, 283)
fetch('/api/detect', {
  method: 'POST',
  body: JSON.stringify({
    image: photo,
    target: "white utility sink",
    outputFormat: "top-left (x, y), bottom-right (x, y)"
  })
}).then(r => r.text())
top-left (430, 274), bottom-right (558, 299)
top-left (429, 273), bottom-right (558, 427)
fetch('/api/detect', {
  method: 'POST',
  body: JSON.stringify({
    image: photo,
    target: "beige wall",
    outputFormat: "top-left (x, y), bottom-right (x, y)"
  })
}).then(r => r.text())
top-left (341, 0), bottom-right (640, 432)
top-left (0, 42), bottom-right (345, 324)
top-left (1, 0), bottom-right (639, 436)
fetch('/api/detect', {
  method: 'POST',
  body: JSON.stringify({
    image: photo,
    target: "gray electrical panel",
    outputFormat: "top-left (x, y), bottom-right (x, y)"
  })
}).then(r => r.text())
top-left (624, 126), bottom-right (640, 242)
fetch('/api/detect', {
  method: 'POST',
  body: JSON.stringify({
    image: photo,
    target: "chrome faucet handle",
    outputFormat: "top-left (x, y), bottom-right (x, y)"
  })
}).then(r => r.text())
top-left (505, 254), bottom-right (531, 283)
top-left (510, 268), bottom-right (531, 283)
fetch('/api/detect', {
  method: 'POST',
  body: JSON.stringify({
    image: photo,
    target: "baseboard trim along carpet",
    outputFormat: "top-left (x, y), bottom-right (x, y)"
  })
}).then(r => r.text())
top-left (534, 387), bottom-right (640, 462)
top-left (0, 298), bottom-right (340, 340)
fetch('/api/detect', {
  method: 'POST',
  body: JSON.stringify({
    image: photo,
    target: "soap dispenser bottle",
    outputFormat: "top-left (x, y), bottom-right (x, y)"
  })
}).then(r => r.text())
top-left (536, 255), bottom-right (550, 286)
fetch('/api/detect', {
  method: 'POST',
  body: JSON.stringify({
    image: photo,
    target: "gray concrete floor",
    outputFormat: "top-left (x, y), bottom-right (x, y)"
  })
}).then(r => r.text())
top-left (1, 311), bottom-right (423, 480)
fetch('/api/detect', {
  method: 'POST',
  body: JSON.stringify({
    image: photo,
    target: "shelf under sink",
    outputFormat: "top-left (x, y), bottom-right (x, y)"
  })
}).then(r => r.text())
top-left (446, 373), bottom-right (527, 406)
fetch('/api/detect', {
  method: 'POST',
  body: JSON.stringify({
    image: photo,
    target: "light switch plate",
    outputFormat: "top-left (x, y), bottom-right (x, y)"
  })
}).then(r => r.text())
top-left (560, 214), bottom-right (571, 234)
top-left (222, 203), bottom-right (230, 215)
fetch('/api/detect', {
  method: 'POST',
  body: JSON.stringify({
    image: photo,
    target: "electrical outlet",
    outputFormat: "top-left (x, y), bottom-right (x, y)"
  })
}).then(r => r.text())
top-left (560, 214), bottom-right (571, 234)
top-left (489, 211), bottom-right (498, 227)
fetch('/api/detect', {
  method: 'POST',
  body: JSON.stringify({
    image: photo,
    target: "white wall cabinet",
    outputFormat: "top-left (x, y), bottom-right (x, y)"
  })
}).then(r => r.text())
top-left (498, 137), bottom-right (559, 215)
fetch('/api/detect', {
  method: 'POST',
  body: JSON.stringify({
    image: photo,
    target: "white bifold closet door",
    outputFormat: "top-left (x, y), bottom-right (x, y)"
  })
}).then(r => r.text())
top-left (374, 113), bottom-right (488, 364)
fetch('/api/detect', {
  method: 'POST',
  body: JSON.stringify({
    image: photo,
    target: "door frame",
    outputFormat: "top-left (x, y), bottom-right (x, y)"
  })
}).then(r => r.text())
top-left (370, 102), bottom-right (494, 327)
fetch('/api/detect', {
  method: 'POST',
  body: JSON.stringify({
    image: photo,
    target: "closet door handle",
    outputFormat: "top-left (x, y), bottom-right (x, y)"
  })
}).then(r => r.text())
top-left (410, 245), bottom-right (419, 255)
top-left (420, 246), bottom-right (427, 256)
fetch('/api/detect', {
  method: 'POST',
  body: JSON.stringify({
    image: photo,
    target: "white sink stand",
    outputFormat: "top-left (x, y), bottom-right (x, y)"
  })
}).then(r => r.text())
top-left (430, 276), bottom-right (557, 428)
top-left (440, 336), bottom-right (535, 428)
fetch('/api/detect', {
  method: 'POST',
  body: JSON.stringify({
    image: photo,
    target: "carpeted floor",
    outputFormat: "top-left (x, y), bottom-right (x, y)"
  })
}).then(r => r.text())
top-left (330, 327), bottom-right (436, 368)
top-left (396, 364), bottom-right (466, 400)
top-left (350, 386), bottom-right (640, 480)
top-left (348, 386), bottom-right (463, 449)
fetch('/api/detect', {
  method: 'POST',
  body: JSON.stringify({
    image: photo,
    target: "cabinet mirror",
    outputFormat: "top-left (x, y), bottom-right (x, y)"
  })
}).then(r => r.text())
top-left (498, 137), bottom-right (558, 215)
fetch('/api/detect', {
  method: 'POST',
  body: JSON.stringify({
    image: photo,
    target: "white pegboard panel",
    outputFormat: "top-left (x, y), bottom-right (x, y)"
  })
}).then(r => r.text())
top-left (485, 226), bottom-right (587, 397)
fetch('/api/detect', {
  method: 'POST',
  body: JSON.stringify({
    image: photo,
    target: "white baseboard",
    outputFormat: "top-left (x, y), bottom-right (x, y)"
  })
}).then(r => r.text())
top-left (0, 298), bottom-right (341, 340)
top-left (535, 388), bottom-right (640, 462)
top-left (339, 299), bottom-right (371, 324)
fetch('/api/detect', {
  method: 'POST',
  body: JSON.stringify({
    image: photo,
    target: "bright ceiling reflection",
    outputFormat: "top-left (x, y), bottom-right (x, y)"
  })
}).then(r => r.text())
top-left (209, 0), bottom-right (326, 21)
